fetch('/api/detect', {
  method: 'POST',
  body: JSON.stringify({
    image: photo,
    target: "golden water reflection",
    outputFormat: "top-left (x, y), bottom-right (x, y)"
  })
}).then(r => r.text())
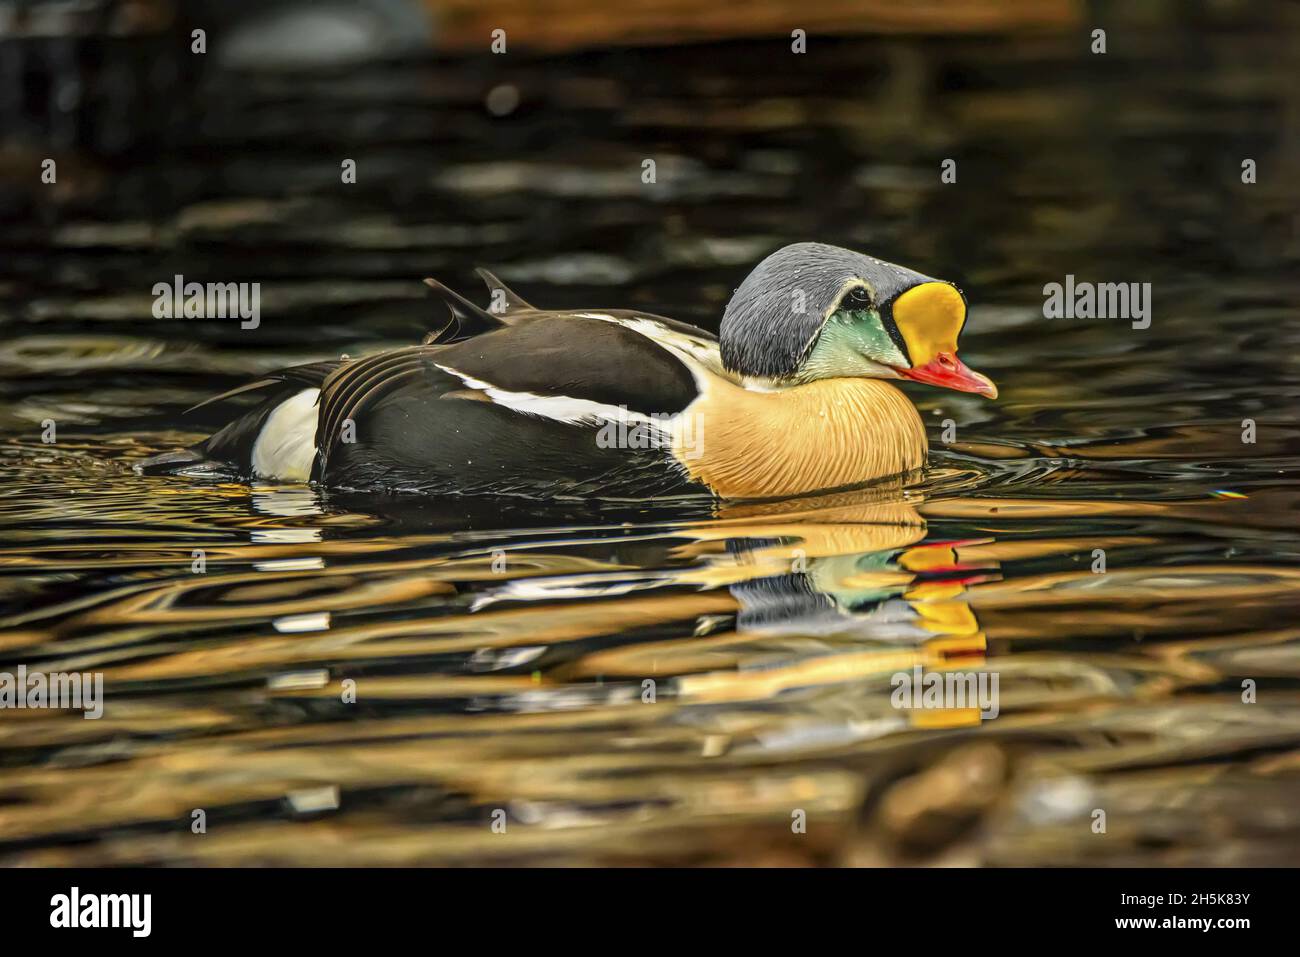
top-left (1, 437), bottom-right (1297, 866)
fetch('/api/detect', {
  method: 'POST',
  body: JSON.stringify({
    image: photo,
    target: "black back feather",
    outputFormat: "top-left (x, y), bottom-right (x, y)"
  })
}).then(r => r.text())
top-left (422, 278), bottom-right (508, 344)
top-left (474, 268), bottom-right (536, 315)
top-left (435, 315), bottom-right (700, 416)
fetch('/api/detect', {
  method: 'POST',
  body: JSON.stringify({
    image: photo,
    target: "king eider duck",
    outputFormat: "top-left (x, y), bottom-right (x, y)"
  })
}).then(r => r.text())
top-left (143, 243), bottom-right (997, 500)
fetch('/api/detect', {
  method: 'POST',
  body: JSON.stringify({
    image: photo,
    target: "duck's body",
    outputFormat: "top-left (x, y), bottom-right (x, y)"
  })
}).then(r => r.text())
top-left (149, 244), bottom-right (995, 501)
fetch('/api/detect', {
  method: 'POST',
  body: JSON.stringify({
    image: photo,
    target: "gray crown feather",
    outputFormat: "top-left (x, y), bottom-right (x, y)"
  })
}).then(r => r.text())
top-left (720, 242), bottom-right (935, 379)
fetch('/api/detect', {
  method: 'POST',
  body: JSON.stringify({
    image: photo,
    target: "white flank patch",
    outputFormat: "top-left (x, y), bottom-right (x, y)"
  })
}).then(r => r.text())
top-left (434, 363), bottom-right (673, 439)
top-left (252, 388), bottom-right (320, 481)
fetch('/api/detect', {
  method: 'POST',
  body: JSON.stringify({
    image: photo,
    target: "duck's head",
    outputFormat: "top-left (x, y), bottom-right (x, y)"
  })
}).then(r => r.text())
top-left (720, 242), bottom-right (997, 398)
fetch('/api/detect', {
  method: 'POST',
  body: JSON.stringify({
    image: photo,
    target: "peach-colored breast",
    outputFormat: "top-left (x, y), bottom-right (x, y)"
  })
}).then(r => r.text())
top-left (672, 375), bottom-right (928, 499)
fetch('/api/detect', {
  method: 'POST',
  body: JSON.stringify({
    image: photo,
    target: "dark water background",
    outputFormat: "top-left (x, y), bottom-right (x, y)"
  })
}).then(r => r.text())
top-left (1, 18), bottom-right (1298, 864)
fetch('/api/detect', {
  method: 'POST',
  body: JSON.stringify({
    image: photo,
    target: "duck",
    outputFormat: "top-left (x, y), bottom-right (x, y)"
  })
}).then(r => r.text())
top-left (141, 242), bottom-right (997, 500)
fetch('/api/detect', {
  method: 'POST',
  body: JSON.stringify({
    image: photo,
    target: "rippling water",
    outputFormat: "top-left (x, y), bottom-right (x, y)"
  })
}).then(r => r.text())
top-left (1, 23), bottom-right (1299, 865)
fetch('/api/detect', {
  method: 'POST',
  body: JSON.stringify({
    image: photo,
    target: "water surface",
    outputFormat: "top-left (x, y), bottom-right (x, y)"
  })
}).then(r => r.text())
top-left (1, 26), bottom-right (1299, 865)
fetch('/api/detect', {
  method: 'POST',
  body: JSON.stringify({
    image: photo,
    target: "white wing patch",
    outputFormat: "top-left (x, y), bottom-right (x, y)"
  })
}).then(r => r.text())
top-left (252, 388), bottom-right (320, 481)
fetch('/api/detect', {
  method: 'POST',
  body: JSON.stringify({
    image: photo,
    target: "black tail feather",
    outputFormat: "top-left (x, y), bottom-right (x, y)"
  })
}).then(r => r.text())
top-left (146, 360), bottom-right (343, 478)
top-left (185, 360), bottom-right (344, 413)
top-left (133, 448), bottom-right (227, 477)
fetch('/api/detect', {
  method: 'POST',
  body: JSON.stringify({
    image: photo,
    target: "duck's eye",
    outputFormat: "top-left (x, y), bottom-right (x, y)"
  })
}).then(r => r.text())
top-left (846, 287), bottom-right (871, 306)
